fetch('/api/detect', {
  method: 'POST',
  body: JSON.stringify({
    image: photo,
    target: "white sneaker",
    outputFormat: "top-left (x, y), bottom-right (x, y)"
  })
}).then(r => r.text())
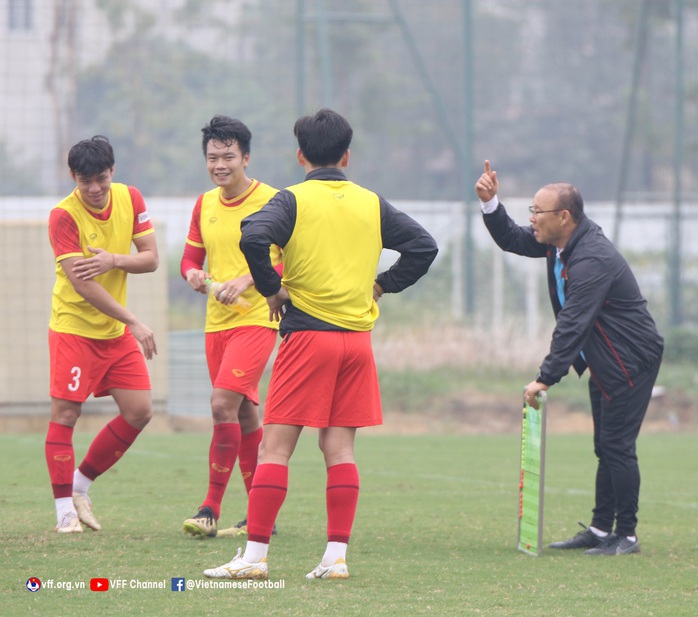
top-left (306, 558), bottom-right (349, 579)
top-left (203, 547), bottom-right (268, 579)
top-left (55, 512), bottom-right (83, 534)
top-left (73, 494), bottom-right (101, 531)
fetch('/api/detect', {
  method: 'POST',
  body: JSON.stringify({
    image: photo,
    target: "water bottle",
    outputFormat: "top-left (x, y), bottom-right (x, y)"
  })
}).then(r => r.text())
top-left (206, 279), bottom-right (252, 315)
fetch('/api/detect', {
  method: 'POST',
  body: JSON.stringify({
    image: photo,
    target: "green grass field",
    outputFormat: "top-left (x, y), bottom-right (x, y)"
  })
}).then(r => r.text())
top-left (2, 430), bottom-right (696, 616)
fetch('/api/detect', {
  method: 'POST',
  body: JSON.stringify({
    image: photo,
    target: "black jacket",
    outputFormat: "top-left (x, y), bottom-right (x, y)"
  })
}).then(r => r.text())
top-left (240, 168), bottom-right (438, 335)
top-left (484, 203), bottom-right (663, 400)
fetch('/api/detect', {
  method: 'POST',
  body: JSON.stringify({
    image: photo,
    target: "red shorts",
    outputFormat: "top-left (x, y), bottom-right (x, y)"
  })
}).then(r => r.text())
top-left (263, 330), bottom-right (382, 428)
top-left (205, 326), bottom-right (278, 405)
top-left (49, 329), bottom-right (151, 401)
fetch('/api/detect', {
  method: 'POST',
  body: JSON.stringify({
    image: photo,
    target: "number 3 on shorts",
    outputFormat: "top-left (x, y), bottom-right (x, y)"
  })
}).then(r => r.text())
top-left (68, 366), bottom-right (81, 392)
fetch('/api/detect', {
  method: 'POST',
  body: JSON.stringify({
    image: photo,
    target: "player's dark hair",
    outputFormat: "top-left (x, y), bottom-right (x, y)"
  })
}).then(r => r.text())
top-left (545, 183), bottom-right (584, 223)
top-left (201, 115), bottom-right (252, 157)
top-left (293, 108), bottom-right (352, 167)
top-left (68, 135), bottom-right (115, 177)
top-left (555, 184), bottom-right (584, 223)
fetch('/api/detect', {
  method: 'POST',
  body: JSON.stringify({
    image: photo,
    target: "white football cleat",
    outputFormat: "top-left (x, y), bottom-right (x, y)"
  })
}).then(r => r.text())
top-left (306, 558), bottom-right (349, 579)
top-left (203, 547), bottom-right (269, 579)
top-left (55, 511), bottom-right (83, 534)
top-left (73, 494), bottom-right (101, 531)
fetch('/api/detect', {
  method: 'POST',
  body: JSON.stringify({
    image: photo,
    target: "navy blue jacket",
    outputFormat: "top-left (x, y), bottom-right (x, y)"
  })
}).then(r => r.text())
top-left (484, 203), bottom-right (663, 400)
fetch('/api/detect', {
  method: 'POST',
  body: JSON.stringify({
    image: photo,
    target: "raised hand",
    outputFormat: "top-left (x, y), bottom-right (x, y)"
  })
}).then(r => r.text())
top-left (474, 159), bottom-right (499, 203)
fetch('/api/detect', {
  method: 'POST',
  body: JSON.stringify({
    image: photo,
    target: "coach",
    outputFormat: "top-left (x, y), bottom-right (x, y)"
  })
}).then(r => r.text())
top-left (475, 160), bottom-right (663, 556)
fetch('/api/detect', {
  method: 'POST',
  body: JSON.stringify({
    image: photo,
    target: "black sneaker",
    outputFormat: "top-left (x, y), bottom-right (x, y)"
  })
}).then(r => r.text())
top-left (548, 522), bottom-right (607, 549)
top-left (183, 506), bottom-right (218, 538)
top-left (584, 535), bottom-right (640, 555)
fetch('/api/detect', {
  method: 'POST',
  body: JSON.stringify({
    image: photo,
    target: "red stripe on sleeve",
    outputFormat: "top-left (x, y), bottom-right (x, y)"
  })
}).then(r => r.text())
top-left (181, 243), bottom-right (207, 279)
top-left (48, 208), bottom-right (81, 259)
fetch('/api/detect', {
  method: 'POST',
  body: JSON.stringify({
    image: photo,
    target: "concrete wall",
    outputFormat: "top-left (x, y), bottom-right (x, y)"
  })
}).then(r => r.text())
top-left (0, 219), bottom-right (168, 420)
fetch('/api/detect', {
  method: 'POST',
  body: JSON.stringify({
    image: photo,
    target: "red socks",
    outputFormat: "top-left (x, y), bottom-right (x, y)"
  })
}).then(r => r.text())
top-left (201, 423), bottom-right (241, 519)
top-left (77, 415), bottom-right (142, 481)
top-left (326, 463), bottom-right (360, 543)
top-left (247, 463), bottom-right (288, 543)
top-left (245, 462), bottom-right (360, 544)
top-left (45, 422), bottom-right (75, 499)
top-left (238, 427), bottom-right (262, 495)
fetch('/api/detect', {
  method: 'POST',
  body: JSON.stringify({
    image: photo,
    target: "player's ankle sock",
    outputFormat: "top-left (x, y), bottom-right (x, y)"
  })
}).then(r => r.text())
top-left (243, 540), bottom-right (269, 564)
top-left (201, 423), bottom-right (241, 520)
top-left (72, 469), bottom-right (93, 497)
top-left (246, 463), bottom-right (288, 543)
top-left (321, 541), bottom-right (348, 567)
top-left (45, 422), bottom-right (75, 498)
top-left (627, 535), bottom-right (637, 542)
top-left (589, 526), bottom-right (609, 538)
top-left (78, 415), bottom-right (142, 480)
top-left (326, 462), bottom-right (360, 544)
top-left (55, 497), bottom-right (76, 522)
top-left (238, 427), bottom-right (262, 494)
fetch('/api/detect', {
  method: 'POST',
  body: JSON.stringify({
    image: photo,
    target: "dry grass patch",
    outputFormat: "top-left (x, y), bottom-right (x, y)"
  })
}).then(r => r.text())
top-left (373, 320), bottom-right (552, 371)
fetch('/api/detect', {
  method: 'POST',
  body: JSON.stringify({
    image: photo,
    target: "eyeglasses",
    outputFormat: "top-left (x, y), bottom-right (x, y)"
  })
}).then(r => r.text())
top-left (528, 207), bottom-right (565, 215)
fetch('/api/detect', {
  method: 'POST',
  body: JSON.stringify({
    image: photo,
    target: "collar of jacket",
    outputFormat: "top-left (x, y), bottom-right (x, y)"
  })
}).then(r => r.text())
top-left (305, 168), bottom-right (348, 182)
top-left (556, 213), bottom-right (591, 261)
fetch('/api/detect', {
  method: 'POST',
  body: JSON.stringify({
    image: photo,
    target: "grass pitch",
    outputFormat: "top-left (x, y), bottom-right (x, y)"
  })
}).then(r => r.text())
top-left (1, 430), bottom-right (696, 616)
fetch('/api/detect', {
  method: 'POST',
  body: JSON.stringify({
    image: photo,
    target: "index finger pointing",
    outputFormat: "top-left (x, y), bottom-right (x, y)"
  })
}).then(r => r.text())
top-left (484, 160), bottom-right (491, 175)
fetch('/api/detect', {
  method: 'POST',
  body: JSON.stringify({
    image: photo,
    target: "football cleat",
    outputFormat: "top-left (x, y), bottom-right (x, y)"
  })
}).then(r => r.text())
top-left (306, 558), bottom-right (349, 580)
top-left (183, 506), bottom-right (218, 538)
top-left (203, 547), bottom-right (269, 579)
top-left (55, 512), bottom-right (83, 534)
top-left (73, 494), bottom-right (101, 531)
top-left (217, 517), bottom-right (277, 537)
top-left (217, 517), bottom-right (247, 537)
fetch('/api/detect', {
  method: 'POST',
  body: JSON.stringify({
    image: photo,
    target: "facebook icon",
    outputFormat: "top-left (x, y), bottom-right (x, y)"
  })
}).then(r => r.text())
top-left (171, 578), bottom-right (186, 592)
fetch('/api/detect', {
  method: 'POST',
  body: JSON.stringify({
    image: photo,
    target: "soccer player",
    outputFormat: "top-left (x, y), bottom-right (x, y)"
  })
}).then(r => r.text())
top-left (46, 135), bottom-right (159, 533)
top-left (475, 160), bottom-right (663, 555)
top-left (180, 115), bottom-right (282, 538)
top-left (203, 108), bottom-right (438, 579)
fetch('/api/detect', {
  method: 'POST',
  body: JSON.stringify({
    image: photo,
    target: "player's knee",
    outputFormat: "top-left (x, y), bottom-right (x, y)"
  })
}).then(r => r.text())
top-left (50, 401), bottom-right (82, 426)
top-left (123, 405), bottom-right (153, 430)
top-left (239, 409), bottom-right (260, 433)
top-left (211, 399), bottom-right (237, 423)
top-left (140, 407), bottom-right (153, 424)
top-left (318, 442), bottom-right (354, 467)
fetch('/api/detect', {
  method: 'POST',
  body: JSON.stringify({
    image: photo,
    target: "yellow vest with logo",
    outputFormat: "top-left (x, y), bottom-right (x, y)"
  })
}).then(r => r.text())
top-left (197, 182), bottom-right (282, 332)
top-left (50, 183), bottom-right (148, 339)
top-left (283, 179), bottom-right (382, 331)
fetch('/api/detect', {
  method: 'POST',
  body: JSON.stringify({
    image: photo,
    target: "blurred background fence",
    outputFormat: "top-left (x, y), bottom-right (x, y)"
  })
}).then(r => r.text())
top-left (1, 0), bottom-right (697, 425)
